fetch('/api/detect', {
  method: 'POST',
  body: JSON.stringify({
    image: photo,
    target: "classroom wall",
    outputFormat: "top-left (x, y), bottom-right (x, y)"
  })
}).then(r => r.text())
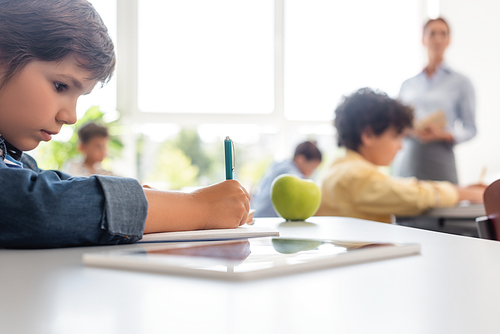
top-left (440, 0), bottom-right (500, 185)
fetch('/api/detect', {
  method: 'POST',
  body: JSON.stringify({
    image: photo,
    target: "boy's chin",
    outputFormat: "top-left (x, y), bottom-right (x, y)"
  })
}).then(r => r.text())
top-left (18, 141), bottom-right (41, 152)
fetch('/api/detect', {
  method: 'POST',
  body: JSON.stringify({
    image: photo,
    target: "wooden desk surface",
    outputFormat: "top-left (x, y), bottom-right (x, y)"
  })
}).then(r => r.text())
top-left (2, 217), bottom-right (500, 334)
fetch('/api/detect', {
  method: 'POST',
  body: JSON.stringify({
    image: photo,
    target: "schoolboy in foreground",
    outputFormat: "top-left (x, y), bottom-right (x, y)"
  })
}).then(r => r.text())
top-left (316, 88), bottom-right (483, 223)
top-left (0, 0), bottom-right (250, 248)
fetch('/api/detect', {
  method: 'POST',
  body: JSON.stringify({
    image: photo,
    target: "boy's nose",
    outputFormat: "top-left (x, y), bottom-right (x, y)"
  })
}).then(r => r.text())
top-left (56, 101), bottom-right (78, 125)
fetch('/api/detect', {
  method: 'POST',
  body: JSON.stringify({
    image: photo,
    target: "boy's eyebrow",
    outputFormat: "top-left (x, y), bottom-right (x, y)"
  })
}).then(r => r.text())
top-left (57, 74), bottom-right (94, 95)
top-left (57, 74), bottom-right (83, 89)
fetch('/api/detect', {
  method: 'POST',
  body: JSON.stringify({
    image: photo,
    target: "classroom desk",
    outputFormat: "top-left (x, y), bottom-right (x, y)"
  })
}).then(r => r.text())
top-left (396, 203), bottom-right (485, 237)
top-left (2, 216), bottom-right (500, 334)
top-left (423, 202), bottom-right (485, 218)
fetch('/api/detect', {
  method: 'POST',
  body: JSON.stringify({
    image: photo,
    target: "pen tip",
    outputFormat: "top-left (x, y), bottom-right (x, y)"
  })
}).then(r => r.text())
top-left (226, 136), bottom-right (230, 140)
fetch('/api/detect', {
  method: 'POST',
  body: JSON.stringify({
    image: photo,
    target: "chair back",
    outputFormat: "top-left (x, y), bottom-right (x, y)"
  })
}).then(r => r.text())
top-left (479, 179), bottom-right (500, 240)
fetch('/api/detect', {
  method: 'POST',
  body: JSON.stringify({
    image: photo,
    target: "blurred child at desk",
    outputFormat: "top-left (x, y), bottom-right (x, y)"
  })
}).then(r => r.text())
top-left (251, 141), bottom-right (322, 217)
top-left (315, 88), bottom-right (484, 223)
top-left (63, 122), bottom-right (114, 177)
top-left (0, 0), bottom-right (250, 249)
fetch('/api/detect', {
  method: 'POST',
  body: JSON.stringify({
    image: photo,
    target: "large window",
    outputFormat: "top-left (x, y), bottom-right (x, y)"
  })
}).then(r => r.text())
top-left (34, 0), bottom-right (425, 187)
top-left (137, 0), bottom-right (274, 114)
top-left (131, 0), bottom-right (424, 186)
top-left (284, 0), bottom-right (422, 121)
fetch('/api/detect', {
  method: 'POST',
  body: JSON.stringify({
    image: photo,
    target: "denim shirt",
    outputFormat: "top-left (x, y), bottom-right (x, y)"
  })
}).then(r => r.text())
top-left (0, 137), bottom-right (148, 249)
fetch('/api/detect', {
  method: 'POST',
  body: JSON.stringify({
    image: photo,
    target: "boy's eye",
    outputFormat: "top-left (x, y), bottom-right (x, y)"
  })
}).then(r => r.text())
top-left (54, 82), bottom-right (68, 92)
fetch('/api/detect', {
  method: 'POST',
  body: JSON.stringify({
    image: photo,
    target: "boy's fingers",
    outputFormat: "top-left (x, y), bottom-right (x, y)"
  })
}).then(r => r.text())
top-left (245, 210), bottom-right (255, 225)
top-left (241, 184), bottom-right (251, 200)
top-left (237, 201), bottom-right (250, 227)
top-left (239, 211), bottom-right (248, 226)
top-left (243, 195), bottom-right (250, 212)
top-left (226, 179), bottom-right (250, 200)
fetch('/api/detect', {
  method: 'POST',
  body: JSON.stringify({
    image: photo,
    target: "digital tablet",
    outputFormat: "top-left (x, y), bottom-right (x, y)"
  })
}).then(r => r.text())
top-left (83, 237), bottom-right (420, 281)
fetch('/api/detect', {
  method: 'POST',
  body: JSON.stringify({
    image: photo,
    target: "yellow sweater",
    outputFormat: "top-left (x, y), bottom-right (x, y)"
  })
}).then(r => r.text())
top-left (316, 149), bottom-right (459, 223)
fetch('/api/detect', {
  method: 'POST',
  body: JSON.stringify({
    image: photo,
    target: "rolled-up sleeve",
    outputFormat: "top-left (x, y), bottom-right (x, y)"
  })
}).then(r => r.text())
top-left (95, 175), bottom-right (148, 241)
top-left (0, 162), bottom-right (148, 249)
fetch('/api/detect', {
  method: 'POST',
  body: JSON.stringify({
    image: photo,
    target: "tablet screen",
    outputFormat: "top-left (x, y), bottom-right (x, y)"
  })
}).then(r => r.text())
top-left (83, 237), bottom-right (420, 280)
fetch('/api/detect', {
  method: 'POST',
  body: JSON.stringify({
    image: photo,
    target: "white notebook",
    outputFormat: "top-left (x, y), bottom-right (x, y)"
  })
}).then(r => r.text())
top-left (139, 225), bottom-right (279, 243)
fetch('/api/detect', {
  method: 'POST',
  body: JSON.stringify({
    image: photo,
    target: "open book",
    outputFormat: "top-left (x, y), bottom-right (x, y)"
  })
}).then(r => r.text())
top-left (414, 109), bottom-right (447, 131)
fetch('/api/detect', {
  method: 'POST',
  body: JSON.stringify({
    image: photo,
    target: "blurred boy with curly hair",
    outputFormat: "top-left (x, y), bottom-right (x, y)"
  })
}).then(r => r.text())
top-left (316, 88), bottom-right (483, 223)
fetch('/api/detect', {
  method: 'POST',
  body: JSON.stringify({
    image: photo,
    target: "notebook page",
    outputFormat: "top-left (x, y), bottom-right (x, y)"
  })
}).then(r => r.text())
top-left (139, 225), bottom-right (279, 243)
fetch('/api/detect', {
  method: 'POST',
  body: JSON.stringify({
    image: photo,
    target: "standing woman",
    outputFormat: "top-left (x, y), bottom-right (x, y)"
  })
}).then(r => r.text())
top-left (393, 17), bottom-right (476, 184)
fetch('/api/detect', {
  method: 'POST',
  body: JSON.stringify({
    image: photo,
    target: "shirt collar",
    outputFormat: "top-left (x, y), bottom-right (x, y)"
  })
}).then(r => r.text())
top-left (439, 62), bottom-right (452, 73)
top-left (0, 136), bottom-right (22, 161)
top-left (420, 62), bottom-right (452, 77)
top-left (345, 149), bottom-right (368, 161)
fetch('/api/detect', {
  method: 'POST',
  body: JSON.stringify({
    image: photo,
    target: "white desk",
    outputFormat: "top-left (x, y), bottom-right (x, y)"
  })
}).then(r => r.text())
top-left (2, 217), bottom-right (500, 334)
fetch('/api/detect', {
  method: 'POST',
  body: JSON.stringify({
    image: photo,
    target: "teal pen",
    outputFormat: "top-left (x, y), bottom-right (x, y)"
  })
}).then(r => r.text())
top-left (224, 136), bottom-right (234, 180)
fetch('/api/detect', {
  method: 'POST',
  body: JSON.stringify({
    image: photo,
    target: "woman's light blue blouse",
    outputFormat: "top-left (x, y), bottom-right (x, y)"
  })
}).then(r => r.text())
top-left (398, 63), bottom-right (476, 144)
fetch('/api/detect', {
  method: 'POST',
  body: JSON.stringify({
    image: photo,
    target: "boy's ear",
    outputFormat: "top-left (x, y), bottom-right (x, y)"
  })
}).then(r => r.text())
top-left (77, 142), bottom-right (85, 153)
top-left (294, 154), bottom-right (306, 165)
top-left (360, 127), bottom-right (376, 147)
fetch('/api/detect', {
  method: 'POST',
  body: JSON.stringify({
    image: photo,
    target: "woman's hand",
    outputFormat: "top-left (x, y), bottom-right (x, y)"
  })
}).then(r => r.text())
top-left (414, 124), bottom-right (454, 143)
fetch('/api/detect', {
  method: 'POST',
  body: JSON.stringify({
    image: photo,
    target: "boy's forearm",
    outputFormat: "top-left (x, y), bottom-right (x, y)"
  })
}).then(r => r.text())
top-left (142, 180), bottom-right (251, 234)
top-left (143, 188), bottom-right (204, 233)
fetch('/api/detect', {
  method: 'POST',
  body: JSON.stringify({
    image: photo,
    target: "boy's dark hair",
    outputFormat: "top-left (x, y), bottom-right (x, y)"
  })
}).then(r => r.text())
top-left (78, 122), bottom-right (109, 145)
top-left (294, 141), bottom-right (322, 161)
top-left (334, 88), bottom-right (413, 151)
top-left (0, 0), bottom-right (116, 89)
top-left (423, 17), bottom-right (450, 34)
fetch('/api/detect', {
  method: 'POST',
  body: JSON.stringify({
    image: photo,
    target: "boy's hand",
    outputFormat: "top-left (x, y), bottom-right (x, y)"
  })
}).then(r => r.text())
top-left (455, 185), bottom-right (485, 203)
top-left (143, 180), bottom-right (251, 234)
top-left (465, 183), bottom-right (488, 190)
top-left (191, 180), bottom-right (251, 229)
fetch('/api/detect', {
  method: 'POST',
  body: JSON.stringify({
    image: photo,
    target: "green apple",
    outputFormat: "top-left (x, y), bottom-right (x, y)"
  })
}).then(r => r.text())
top-left (272, 238), bottom-right (323, 254)
top-left (270, 174), bottom-right (321, 221)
